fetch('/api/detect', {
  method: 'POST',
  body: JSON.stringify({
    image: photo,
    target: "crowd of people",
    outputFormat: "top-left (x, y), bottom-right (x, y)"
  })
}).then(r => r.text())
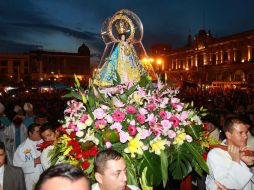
top-left (0, 86), bottom-right (254, 190)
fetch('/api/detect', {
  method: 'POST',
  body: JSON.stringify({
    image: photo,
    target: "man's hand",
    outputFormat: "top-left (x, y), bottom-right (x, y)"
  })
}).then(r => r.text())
top-left (34, 156), bottom-right (41, 166)
top-left (228, 145), bottom-right (240, 163)
top-left (215, 180), bottom-right (231, 190)
top-left (240, 147), bottom-right (254, 166)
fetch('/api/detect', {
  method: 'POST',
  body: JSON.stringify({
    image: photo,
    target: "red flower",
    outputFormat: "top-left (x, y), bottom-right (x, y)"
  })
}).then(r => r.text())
top-left (82, 151), bottom-right (91, 159)
top-left (202, 152), bottom-right (208, 161)
top-left (75, 153), bottom-right (83, 160)
top-left (203, 123), bottom-right (209, 131)
top-left (68, 140), bottom-right (79, 146)
top-left (81, 161), bottom-right (90, 170)
top-left (37, 141), bottom-right (53, 151)
top-left (169, 116), bottom-right (180, 127)
top-left (70, 131), bottom-right (76, 138)
top-left (57, 127), bottom-right (67, 134)
top-left (90, 146), bottom-right (98, 156)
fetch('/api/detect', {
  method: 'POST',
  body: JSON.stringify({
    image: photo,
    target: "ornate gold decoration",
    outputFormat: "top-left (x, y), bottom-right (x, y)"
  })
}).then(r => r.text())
top-left (108, 13), bottom-right (135, 42)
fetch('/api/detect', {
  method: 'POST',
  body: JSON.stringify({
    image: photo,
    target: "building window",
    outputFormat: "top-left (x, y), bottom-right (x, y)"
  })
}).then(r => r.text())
top-left (0, 60), bottom-right (8, 66)
top-left (251, 48), bottom-right (254, 61)
top-left (236, 50), bottom-right (241, 62)
top-left (223, 52), bottom-right (228, 62)
top-left (24, 61), bottom-right (28, 67)
top-left (13, 61), bottom-right (20, 67)
top-left (212, 54), bottom-right (216, 65)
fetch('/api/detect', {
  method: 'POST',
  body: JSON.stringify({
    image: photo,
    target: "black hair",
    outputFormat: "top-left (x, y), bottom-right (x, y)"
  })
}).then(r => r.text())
top-left (35, 164), bottom-right (90, 190)
top-left (0, 141), bottom-right (5, 152)
top-left (27, 123), bottom-right (40, 136)
top-left (94, 149), bottom-right (123, 174)
top-left (223, 116), bottom-right (247, 133)
top-left (40, 123), bottom-right (55, 134)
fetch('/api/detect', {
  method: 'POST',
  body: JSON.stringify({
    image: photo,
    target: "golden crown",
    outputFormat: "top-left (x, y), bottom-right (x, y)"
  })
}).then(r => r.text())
top-left (115, 19), bottom-right (129, 34)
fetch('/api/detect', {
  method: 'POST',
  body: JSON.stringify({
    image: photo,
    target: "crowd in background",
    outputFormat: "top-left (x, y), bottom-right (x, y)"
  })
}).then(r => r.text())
top-left (1, 86), bottom-right (254, 190)
top-left (1, 86), bottom-right (254, 139)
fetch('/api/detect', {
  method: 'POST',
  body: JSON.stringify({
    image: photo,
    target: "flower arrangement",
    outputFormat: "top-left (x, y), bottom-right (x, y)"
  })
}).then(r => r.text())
top-left (50, 75), bottom-right (212, 189)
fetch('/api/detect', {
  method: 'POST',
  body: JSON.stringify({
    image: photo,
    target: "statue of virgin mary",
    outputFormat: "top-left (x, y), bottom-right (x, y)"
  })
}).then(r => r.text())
top-left (93, 9), bottom-right (156, 87)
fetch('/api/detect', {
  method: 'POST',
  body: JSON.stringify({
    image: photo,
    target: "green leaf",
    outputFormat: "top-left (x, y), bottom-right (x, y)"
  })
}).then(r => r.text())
top-left (143, 152), bottom-right (162, 186)
top-left (113, 72), bottom-right (121, 85)
top-left (140, 167), bottom-right (153, 190)
top-left (139, 75), bottom-right (150, 87)
top-left (74, 74), bottom-right (80, 88)
top-left (126, 84), bottom-right (138, 96)
top-left (160, 150), bottom-right (169, 187)
top-left (62, 93), bottom-right (74, 98)
top-left (184, 142), bottom-right (209, 173)
top-left (123, 154), bottom-right (138, 186)
top-left (185, 124), bottom-right (202, 140)
top-left (169, 145), bottom-right (192, 179)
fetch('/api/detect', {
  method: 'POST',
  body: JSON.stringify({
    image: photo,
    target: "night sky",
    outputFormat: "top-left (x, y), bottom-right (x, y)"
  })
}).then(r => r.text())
top-left (1, 0), bottom-right (254, 66)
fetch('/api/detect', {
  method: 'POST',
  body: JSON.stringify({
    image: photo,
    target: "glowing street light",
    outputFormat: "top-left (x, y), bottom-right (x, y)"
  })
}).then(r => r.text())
top-left (156, 58), bottom-right (163, 65)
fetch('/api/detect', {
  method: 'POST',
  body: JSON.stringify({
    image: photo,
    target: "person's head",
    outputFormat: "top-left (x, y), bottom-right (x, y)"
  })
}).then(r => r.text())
top-left (35, 164), bottom-right (90, 190)
top-left (119, 33), bottom-right (126, 42)
top-left (12, 115), bottom-right (23, 126)
top-left (13, 105), bottom-right (24, 116)
top-left (24, 102), bottom-right (34, 116)
top-left (35, 113), bottom-right (48, 126)
top-left (223, 116), bottom-right (249, 148)
top-left (0, 142), bottom-right (7, 167)
top-left (27, 123), bottom-right (41, 141)
top-left (94, 149), bottom-right (127, 190)
top-left (40, 123), bottom-right (57, 141)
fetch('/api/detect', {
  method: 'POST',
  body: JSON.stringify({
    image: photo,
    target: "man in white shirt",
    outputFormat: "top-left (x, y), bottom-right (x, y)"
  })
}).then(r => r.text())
top-left (206, 116), bottom-right (254, 190)
top-left (0, 141), bottom-right (26, 190)
top-left (92, 149), bottom-right (140, 190)
top-left (4, 113), bottom-right (27, 164)
top-left (13, 123), bottom-right (43, 190)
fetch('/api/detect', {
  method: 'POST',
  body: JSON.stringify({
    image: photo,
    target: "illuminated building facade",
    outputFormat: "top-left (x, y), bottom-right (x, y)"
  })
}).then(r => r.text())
top-left (0, 44), bottom-right (90, 85)
top-left (154, 29), bottom-right (254, 87)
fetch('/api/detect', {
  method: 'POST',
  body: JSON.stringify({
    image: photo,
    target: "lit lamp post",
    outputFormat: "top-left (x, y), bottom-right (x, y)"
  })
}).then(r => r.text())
top-left (141, 57), bottom-right (165, 80)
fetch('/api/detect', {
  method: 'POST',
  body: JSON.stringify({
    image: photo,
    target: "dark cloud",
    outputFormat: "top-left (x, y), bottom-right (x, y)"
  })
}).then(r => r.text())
top-left (0, 40), bottom-right (42, 53)
top-left (1, 0), bottom-right (254, 55)
top-left (10, 22), bottom-right (100, 41)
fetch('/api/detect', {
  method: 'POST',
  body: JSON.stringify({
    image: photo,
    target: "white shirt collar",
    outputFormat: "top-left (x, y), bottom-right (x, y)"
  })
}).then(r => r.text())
top-left (0, 165), bottom-right (4, 187)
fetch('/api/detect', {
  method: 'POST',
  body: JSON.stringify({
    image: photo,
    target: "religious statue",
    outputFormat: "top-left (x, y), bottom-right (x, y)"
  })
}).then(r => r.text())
top-left (93, 9), bottom-right (156, 87)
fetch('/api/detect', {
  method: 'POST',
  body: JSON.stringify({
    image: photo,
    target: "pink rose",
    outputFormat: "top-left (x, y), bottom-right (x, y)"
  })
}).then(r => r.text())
top-left (126, 106), bottom-right (137, 114)
top-left (94, 119), bottom-right (107, 129)
top-left (168, 130), bottom-right (176, 138)
top-left (159, 111), bottom-right (167, 120)
top-left (93, 108), bottom-right (106, 119)
top-left (147, 103), bottom-right (156, 111)
top-left (139, 108), bottom-right (148, 115)
top-left (80, 114), bottom-right (88, 123)
top-left (106, 142), bottom-right (112, 149)
top-left (136, 114), bottom-right (146, 124)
